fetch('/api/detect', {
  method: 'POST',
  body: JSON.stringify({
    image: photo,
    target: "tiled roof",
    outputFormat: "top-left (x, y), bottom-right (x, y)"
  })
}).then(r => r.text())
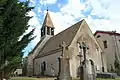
top-left (35, 19), bottom-right (84, 58)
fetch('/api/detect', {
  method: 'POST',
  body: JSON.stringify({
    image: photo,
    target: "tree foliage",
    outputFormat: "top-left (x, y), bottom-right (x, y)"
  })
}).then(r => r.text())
top-left (110, 64), bottom-right (114, 72)
top-left (0, 0), bottom-right (34, 78)
top-left (114, 53), bottom-right (120, 75)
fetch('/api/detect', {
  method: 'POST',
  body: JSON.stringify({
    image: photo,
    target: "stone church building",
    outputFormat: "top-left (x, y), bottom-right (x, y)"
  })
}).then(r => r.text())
top-left (27, 11), bottom-right (107, 77)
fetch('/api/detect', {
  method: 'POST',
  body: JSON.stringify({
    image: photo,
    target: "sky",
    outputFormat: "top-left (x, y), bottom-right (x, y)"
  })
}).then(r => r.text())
top-left (20, 0), bottom-right (120, 57)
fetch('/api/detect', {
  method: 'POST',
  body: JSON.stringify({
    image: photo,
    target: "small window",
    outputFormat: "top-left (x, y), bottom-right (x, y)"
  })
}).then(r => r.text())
top-left (103, 40), bottom-right (107, 48)
top-left (51, 28), bottom-right (54, 35)
top-left (97, 35), bottom-right (101, 38)
top-left (96, 66), bottom-right (99, 71)
top-left (47, 27), bottom-right (50, 35)
top-left (43, 27), bottom-right (46, 35)
top-left (43, 61), bottom-right (46, 71)
top-left (102, 67), bottom-right (104, 72)
top-left (41, 30), bottom-right (44, 37)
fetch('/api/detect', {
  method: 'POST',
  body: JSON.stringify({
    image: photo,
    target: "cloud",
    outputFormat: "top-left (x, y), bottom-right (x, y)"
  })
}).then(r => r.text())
top-left (86, 0), bottom-right (120, 19)
top-left (28, 11), bottom-right (40, 27)
top-left (40, 0), bottom-right (57, 5)
top-left (24, 0), bottom-right (120, 57)
top-left (85, 16), bottom-right (112, 32)
top-left (47, 0), bottom-right (120, 34)
top-left (84, 0), bottom-right (120, 32)
top-left (57, 4), bottom-right (61, 8)
top-left (28, 11), bottom-right (41, 44)
top-left (33, 0), bottom-right (120, 38)
top-left (23, 10), bottom-right (41, 57)
top-left (45, 0), bottom-right (86, 34)
top-left (60, 0), bottom-right (85, 19)
top-left (29, 0), bottom-right (37, 6)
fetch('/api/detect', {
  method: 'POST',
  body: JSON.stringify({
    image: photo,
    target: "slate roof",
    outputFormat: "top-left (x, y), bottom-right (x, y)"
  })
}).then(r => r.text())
top-left (35, 19), bottom-right (84, 59)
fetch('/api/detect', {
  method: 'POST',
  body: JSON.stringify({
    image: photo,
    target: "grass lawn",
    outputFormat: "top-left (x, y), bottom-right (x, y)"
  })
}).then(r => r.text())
top-left (9, 77), bottom-right (120, 80)
top-left (10, 77), bottom-right (56, 80)
top-left (97, 78), bottom-right (120, 80)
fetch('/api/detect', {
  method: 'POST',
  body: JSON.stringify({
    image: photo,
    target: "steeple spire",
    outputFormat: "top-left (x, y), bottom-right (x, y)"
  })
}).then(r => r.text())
top-left (42, 10), bottom-right (54, 28)
top-left (41, 10), bottom-right (54, 38)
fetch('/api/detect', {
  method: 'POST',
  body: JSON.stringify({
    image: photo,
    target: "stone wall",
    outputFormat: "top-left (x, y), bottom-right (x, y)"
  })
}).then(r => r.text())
top-left (95, 33), bottom-right (120, 71)
top-left (27, 35), bottom-right (52, 76)
top-left (68, 21), bottom-right (107, 78)
top-left (34, 51), bottom-right (62, 76)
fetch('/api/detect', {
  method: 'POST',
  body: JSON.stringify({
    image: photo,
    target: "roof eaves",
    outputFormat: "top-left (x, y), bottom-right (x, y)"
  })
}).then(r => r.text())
top-left (94, 30), bottom-right (120, 36)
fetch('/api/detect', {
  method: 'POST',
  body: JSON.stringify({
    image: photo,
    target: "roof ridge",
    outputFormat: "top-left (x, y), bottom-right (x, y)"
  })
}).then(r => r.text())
top-left (55, 19), bottom-right (84, 36)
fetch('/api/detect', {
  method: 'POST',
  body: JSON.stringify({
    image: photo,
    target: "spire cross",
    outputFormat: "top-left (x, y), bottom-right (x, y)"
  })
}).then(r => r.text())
top-left (47, 7), bottom-right (48, 11)
top-left (60, 41), bottom-right (68, 58)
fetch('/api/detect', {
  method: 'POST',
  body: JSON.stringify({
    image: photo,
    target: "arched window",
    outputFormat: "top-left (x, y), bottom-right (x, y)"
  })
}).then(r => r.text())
top-left (43, 61), bottom-right (46, 71)
top-left (51, 28), bottom-right (54, 35)
top-left (41, 29), bottom-right (44, 37)
top-left (47, 27), bottom-right (50, 35)
top-left (103, 40), bottom-right (107, 48)
top-left (78, 43), bottom-right (83, 65)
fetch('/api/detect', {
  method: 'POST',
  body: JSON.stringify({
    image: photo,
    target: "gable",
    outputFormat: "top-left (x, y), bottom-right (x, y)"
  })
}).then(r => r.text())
top-left (70, 20), bottom-right (102, 52)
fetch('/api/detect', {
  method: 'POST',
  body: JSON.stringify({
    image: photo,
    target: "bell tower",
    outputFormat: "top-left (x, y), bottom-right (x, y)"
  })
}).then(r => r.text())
top-left (41, 10), bottom-right (54, 38)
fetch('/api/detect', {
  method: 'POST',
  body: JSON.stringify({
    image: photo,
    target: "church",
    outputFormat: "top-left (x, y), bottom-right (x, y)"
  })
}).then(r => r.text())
top-left (27, 10), bottom-right (107, 78)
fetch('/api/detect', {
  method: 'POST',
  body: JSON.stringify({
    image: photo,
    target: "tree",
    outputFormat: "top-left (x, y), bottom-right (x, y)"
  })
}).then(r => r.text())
top-left (22, 57), bottom-right (28, 76)
top-left (0, 0), bottom-right (34, 79)
top-left (110, 64), bottom-right (114, 72)
top-left (114, 53), bottom-right (120, 75)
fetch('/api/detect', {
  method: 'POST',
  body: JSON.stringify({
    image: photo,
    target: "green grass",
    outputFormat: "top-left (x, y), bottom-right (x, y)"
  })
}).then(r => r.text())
top-left (10, 77), bottom-right (56, 80)
top-left (97, 78), bottom-right (120, 80)
top-left (9, 77), bottom-right (120, 80)
top-left (10, 77), bottom-right (38, 80)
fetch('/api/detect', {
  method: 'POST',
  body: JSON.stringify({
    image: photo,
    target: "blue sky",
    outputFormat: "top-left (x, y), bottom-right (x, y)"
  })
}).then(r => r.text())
top-left (20, 0), bottom-right (120, 57)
